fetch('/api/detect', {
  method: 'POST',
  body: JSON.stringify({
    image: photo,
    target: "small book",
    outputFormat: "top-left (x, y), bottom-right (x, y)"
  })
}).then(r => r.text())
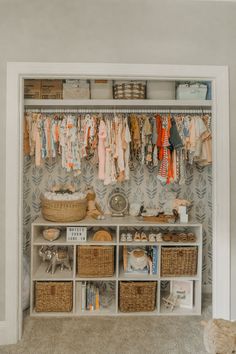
top-left (81, 282), bottom-right (86, 311)
top-left (152, 246), bottom-right (158, 275)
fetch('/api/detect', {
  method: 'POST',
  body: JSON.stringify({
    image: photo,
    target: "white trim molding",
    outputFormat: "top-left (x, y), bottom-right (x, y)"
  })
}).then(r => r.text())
top-left (2, 62), bottom-right (230, 344)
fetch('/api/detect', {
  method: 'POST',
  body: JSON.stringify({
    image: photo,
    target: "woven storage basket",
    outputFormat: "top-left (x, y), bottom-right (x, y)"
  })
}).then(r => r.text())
top-left (41, 196), bottom-right (87, 222)
top-left (114, 81), bottom-right (146, 99)
top-left (35, 281), bottom-right (73, 312)
top-left (77, 246), bottom-right (114, 277)
top-left (119, 281), bottom-right (157, 312)
top-left (161, 247), bottom-right (198, 277)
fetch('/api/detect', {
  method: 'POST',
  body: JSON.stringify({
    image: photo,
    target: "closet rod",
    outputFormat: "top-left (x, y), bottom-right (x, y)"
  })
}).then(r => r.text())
top-left (25, 108), bottom-right (212, 114)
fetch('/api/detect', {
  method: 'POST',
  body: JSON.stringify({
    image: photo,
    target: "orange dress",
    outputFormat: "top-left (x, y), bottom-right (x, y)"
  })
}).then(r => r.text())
top-left (157, 115), bottom-right (174, 184)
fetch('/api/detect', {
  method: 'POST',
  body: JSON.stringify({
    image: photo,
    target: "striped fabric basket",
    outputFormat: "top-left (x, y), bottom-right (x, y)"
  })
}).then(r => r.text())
top-left (114, 80), bottom-right (146, 99)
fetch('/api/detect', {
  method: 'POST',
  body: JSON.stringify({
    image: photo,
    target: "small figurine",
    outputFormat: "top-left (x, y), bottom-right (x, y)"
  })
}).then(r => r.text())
top-left (39, 246), bottom-right (71, 274)
top-left (128, 249), bottom-right (149, 271)
top-left (86, 187), bottom-right (104, 220)
top-left (162, 294), bottom-right (178, 312)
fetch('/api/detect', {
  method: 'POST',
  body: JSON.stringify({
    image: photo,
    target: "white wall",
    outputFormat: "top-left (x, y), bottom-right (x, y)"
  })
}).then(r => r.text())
top-left (0, 0), bottom-right (236, 319)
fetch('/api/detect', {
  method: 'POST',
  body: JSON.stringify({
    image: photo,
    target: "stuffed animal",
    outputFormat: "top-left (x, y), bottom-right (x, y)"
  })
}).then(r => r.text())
top-left (201, 319), bottom-right (236, 354)
top-left (160, 190), bottom-right (191, 215)
top-left (86, 188), bottom-right (104, 220)
top-left (173, 198), bottom-right (191, 212)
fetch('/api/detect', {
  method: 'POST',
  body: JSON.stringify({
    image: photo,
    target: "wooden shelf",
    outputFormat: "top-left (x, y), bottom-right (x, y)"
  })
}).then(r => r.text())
top-left (33, 233), bottom-right (67, 245)
top-left (31, 310), bottom-right (74, 317)
top-left (33, 215), bottom-right (202, 228)
top-left (160, 276), bottom-right (200, 281)
top-left (32, 263), bottom-right (73, 281)
top-left (24, 99), bottom-right (212, 109)
top-left (159, 304), bottom-right (201, 316)
top-left (75, 276), bottom-right (116, 281)
top-left (77, 302), bottom-right (116, 316)
top-left (119, 264), bottom-right (158, 280)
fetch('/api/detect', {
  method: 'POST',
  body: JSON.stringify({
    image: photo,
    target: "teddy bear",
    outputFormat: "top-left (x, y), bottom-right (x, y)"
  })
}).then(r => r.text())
top-left (86, 188), bottom-right (104, 220)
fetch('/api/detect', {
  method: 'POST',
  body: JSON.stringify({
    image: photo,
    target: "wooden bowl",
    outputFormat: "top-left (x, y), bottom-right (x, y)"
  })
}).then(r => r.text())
top-left (92, 230), bottom-right (112, 241)
top-left (43, 228), bottom-right (60, 242)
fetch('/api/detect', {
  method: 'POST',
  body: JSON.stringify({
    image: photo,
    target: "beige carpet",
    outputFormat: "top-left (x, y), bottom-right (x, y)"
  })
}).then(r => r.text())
top-left (0, 297), bottom-right (211, 354)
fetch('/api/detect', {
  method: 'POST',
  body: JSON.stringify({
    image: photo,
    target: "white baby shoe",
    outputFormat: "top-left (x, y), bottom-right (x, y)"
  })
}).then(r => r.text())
top-left (120, 233), bottom-right (127, 242)
top-left (149, 233), bottom-right (156, 242)
top-left (155, 233), bottom-right (163, 242)
top-left (126, 233), bottom-right (133, 242)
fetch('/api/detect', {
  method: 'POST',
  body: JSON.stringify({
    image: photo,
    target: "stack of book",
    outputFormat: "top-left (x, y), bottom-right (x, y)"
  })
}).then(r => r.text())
top-left (78, 281), bottom-right (115, 312)
top-left (81, 282), bottom-right (100, 311)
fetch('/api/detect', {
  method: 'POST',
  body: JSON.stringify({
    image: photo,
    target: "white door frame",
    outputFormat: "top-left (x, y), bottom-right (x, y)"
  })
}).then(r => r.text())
top-left (1, 62), bottom-right (230, 345)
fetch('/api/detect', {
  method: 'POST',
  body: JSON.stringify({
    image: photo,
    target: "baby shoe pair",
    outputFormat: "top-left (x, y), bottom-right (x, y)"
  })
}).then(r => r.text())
top-left (120, 232), bottom-right (132, 242)
top-left (134, 232), bottom-right (148, 242)
top-left (148, 232), bottom-right (163, 242)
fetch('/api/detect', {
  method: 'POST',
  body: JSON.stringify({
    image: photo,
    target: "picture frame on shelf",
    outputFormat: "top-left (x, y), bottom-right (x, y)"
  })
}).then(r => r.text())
top-left (66, 226), bottom-right (87, 242)
top-left (170, 280), bottom-right (193, 309)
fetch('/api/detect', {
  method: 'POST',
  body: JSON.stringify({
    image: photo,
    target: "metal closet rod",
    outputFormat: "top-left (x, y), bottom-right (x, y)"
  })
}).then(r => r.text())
top-left (25, 108), bottom-right (212, 114)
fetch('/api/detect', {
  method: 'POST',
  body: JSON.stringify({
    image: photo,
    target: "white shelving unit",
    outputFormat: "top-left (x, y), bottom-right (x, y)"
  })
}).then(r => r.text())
top-left (30, 216), bottom-right (202, 317)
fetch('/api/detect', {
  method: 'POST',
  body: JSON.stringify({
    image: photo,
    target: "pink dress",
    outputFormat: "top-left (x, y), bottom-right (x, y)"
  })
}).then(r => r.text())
top-left (98, 120), bottom-right (107, 180)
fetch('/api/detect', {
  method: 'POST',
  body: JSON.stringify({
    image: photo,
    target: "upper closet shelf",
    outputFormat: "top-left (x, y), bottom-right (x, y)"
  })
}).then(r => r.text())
top-left (24, 99), bottom-right (212, 109)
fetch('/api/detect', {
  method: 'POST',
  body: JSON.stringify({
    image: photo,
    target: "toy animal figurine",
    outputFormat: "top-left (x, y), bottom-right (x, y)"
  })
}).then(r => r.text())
top-left (86, 187), bottom-right (104, 220)
top-left (201, 319), bottom-right (236, 354)
top-left (39, 246), bottom-right (71, 274)
top-left (162, 294), bottom-right (178, 312)
top-left (128, 249), bottom-right (149, 271)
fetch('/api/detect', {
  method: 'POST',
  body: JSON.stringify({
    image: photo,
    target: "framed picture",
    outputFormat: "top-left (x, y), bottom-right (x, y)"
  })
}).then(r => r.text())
top-left (170, 280), bottom-right (193, 309)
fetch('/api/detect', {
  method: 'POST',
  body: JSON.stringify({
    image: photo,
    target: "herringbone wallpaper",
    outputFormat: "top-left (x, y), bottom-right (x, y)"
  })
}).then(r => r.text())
top-left (23, 156), bottom-right (212, 291)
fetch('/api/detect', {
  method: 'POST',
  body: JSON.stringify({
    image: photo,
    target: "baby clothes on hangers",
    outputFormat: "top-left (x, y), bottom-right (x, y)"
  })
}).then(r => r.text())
top-left (169, 117), bottom-right (183, 149)
top-left (123, 116), bottom-right (131, 180)
top-left (195, 114), bottom-right (212, 166)
top-left (143, 115), bottom-right (153, 165)
top-left (104, 117), bottom-right (112, 185)
top-left (24, 114), bottom-right (30, 155)
top-left (157, 115), bottom-right (173, 184)
top-left (98, 119), bottom-right (107, 180)
top-left (24, 110), bottom-right (212, 185)
top-left (116, 115), bottom-right (125, 182)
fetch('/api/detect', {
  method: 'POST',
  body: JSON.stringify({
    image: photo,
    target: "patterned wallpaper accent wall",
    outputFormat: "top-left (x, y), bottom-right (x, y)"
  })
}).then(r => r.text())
top-left (23, 156), bottom-right (212, 291)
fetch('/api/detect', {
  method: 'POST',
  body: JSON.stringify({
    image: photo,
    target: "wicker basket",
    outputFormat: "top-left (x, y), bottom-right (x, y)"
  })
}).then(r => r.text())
top-left (161, 247), bottom-right (198, 277)
top-left (119, 281), bottom-right (157, 312)
top-left (35, 281), bottom-right (73, 312)
top-left (41, 196), bottom-right (87, 222)
top-left (114, 81), bottom-right (146, 99)
top-left (77, 246), bottom-right (114, 277)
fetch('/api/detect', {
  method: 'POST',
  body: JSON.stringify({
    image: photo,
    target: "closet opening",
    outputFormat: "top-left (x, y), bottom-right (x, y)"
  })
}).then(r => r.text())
top-left (22, 77), bottom-right (213, 317)
top-left (4, 63), bottom-right (230, 344)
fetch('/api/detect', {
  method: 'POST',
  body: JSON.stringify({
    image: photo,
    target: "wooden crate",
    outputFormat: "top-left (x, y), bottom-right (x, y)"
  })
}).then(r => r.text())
top-left (41, 79), bottom-right (63, 99)
top-left (24, 79), bottom-right (41, 99)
